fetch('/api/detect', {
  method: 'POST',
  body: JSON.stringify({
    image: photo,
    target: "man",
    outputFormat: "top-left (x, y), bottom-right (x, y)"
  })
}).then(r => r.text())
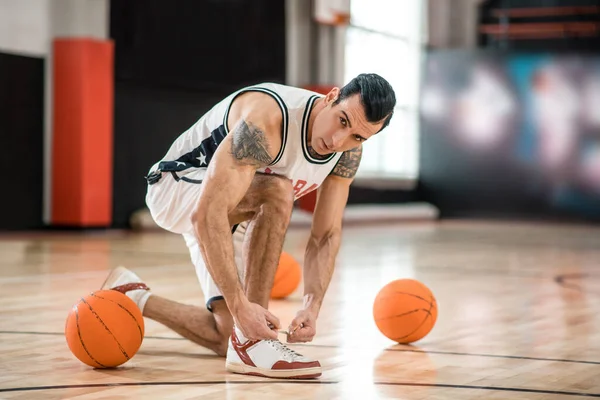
top-left (102, 73), bottom-right (396, 379)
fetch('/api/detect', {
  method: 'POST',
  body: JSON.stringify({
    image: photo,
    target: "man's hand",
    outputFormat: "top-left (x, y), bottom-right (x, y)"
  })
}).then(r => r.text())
top-left (286, 308), bottom-right (318, 343)
top-left (233, 300), bottom-right (281, 341)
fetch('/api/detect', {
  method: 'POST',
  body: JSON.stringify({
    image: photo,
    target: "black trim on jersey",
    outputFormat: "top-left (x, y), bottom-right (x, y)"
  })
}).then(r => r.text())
top-left (155, 124), bottom-right (227, 180)
top-left (181, 176), bottom-right (203, 184)
top-left (163, 171), bottom-right (204, 185)
top-left (301, 95), bottom-right (337, 165)
top-left (145, 171), bottom-right (162, 185)
top-left (222, 87), bottom-right (289, 166)
top-left (206, 296), bottom-right (224, 312)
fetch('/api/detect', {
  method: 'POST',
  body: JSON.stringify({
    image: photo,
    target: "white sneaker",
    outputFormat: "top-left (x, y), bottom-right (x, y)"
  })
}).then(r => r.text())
top-left (101, 266), bottom-right (152, 312)
top-left (225, 326), bottom-right (322, 379)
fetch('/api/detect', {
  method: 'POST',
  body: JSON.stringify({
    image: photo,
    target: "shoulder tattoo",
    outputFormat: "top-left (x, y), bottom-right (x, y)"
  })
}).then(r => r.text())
top-left (230, 119), bottom-right (273, 167)
top-left (331, 146), bottom-right (362, 179)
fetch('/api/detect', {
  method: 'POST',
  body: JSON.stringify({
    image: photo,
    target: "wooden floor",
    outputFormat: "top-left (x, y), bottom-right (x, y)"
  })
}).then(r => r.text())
top-left (1, 220), bottom-right (600, 399)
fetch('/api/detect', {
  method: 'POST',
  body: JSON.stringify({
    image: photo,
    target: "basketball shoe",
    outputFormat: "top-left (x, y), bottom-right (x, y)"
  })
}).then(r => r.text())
top-left (101, 266), bottom-right (152, 313)
top-left (225, 326), bottom-right (322, 379)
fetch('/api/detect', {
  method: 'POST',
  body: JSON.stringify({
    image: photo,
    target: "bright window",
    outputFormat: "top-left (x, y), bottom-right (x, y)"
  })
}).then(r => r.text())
top-left (344, 0), bottom-right (426, 183)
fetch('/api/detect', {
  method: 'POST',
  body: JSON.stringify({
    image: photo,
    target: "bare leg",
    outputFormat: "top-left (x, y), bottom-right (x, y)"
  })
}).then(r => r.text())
top-left (143, 296), bottom-right (233, 356)
top-left (242, 175), bottom-right (294, 308)
top-left (139, 173), bottom-right (292, 354)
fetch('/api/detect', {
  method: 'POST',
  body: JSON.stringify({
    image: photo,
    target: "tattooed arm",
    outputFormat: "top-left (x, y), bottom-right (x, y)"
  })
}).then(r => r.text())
top-left (193, 101), bottom-right (283, 340)
top-left (287, 146), bottom-right (362, 343)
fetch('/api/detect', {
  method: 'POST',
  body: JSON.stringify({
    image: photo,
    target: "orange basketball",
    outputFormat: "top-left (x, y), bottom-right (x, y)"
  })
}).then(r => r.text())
top-left (270, 251), bottom-right (302, 299)
top-left (373, 279), bottom-right (438, 344)
top-left (65, 289), bottom-right (144, 368)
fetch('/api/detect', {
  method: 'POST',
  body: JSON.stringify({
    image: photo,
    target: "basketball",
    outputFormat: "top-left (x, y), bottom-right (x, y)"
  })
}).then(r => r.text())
top-left (373, 279), bottom-right (438, 344)
top-left (270, 251), bottom-right (302, 299)
top-left (65, 290), bottom-right (145, 368)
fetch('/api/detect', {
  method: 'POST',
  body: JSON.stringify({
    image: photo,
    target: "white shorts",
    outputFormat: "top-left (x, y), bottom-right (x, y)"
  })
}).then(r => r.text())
top-left (145, 165), bottom-right (247, 311)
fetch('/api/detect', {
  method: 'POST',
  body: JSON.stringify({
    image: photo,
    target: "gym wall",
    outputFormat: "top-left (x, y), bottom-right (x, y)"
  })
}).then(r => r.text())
top-left (0, 52), bottom-right (44, 230)
top-left (109, 0), bottom-right (287, 228)
top-left (0, 0), bottom-right (109, 230)
top-left (419, 1), bottom-right (600, 222)
top-left (0, 0), bottom-right (286, 230)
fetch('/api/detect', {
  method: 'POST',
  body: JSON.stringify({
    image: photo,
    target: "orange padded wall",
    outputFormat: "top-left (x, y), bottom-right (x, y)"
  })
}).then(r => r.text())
top-left (51, 38), bottom-right (114, 226)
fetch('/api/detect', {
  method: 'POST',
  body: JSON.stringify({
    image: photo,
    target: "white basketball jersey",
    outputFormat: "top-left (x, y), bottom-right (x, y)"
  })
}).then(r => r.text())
top-left (151, 83), bottom-right (343, 200)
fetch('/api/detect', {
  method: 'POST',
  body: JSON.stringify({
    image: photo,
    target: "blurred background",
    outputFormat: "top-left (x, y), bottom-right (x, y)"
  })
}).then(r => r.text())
top-left (1, 0), bottom-right (599, 231)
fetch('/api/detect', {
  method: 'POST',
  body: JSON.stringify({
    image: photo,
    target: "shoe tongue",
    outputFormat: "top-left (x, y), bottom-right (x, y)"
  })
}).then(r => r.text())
top-left (271, 340), bottom-right (297, 358)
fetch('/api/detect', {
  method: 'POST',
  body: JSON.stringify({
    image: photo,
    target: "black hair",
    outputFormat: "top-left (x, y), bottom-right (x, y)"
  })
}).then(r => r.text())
top-left (333, 73), bottom-right (396, 132)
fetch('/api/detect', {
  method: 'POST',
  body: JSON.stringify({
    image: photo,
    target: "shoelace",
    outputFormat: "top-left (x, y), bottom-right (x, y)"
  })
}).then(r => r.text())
top-left (266, 340), bottom-right (303, 360)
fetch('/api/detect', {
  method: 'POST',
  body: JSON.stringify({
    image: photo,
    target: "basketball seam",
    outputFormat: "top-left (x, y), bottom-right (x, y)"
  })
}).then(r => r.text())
top-left (378, 291), bottom-right (437, 311)
top-left (390, 291), bottom-right (435, 307)
top-left (74, 303), bottom-right (107, 368)
top-left (391, 294), bottom-right (437, 342)
top-left (376, 308), bottom-right (432, 321)
top-left (378, 293), bottom-right (437, 343)
top-left (391, 311), bottom-right (431, 343)
top-left (80, 297), bottom-right (131, 362)
top-left (400, 294), bottom-right (437, 342)
top-left (91, 293), bottom-right (144, 342)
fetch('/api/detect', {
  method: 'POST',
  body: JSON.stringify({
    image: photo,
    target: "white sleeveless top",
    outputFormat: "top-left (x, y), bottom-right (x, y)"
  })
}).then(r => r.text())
top-left (151, 83), bottom-right (343, 200)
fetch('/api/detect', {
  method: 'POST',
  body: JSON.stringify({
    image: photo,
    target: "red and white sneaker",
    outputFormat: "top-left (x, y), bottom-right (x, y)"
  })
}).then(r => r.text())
top-left (101, 266), bottom-right (152, 312)
top-left (225, 326), bottom-right (322, 379)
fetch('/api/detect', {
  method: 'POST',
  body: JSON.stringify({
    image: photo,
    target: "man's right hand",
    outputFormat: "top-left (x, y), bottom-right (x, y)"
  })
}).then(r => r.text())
top-left (232, 299), bottom-right (280, 341)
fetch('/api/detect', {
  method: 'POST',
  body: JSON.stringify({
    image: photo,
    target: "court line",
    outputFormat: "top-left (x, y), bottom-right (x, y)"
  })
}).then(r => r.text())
top-left (380, 347), bottom-right (600, 365)
top-left (1, 330), bottom-right (599, 365)
top-left (0, 380), bottom-right (599, 397)
top-left (144, 336), bottom-right (600, 366)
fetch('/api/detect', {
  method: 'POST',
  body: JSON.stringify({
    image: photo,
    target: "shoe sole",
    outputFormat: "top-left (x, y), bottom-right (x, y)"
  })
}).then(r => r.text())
top-left (225, 361), bottom-right (321, 379)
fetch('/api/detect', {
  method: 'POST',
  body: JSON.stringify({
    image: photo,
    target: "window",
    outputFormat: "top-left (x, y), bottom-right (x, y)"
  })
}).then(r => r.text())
top-left (344, 0), bottom-right (426, 185)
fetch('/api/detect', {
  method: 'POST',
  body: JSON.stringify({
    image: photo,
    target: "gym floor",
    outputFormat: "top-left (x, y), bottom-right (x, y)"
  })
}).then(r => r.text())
top-left (1, 220), bottom-right (599, 399)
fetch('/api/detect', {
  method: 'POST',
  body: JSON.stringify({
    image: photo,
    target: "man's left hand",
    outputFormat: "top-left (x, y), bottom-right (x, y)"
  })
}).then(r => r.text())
top-left (286, 309), bottom-right (317, 343)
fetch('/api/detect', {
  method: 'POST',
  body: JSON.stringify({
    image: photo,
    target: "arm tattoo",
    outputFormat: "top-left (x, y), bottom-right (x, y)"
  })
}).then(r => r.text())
top-left (230, 119), bottom-right (273, 167)
top-left (331, 146), bottom-right (362, 179)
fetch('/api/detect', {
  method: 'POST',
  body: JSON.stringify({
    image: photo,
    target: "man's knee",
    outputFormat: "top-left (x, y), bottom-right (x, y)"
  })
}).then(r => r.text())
top-left (258, 174), bottom-right (294, 217)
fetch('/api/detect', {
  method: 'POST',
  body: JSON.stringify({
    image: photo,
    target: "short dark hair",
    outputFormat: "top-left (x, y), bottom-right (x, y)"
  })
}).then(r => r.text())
top-left (333, 73), bottom-right (396, 132)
